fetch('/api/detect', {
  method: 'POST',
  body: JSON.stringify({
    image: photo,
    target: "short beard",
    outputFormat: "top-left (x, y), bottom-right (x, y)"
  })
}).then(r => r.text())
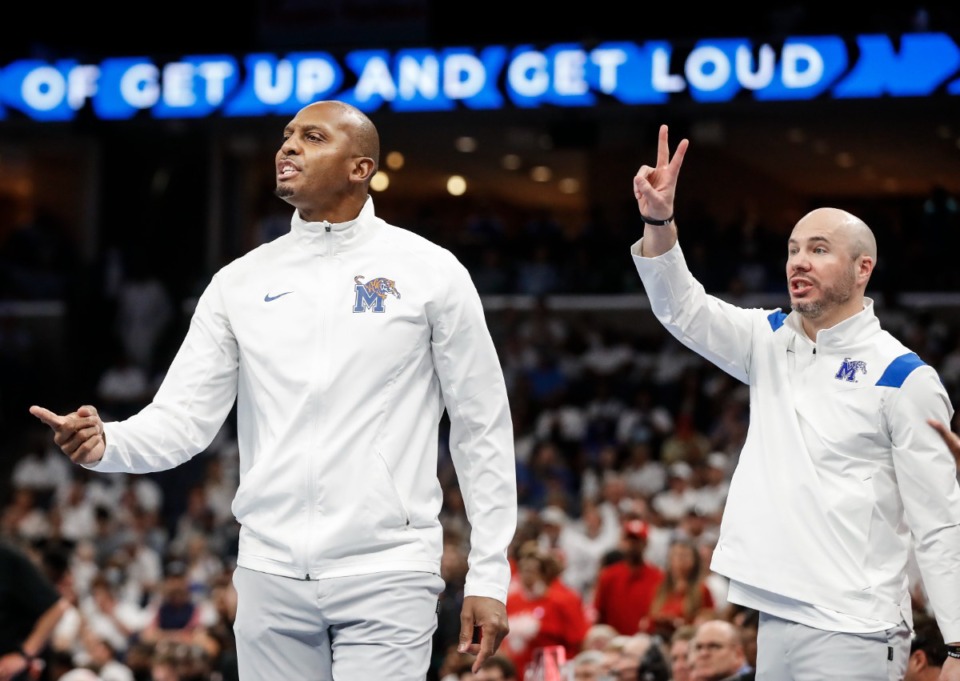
top-left (792, 299), bottom-right (825, 318)
top-left (791, 269), bottom-right (855, 319)
top-left (274, 185), bottom-right (294, 199)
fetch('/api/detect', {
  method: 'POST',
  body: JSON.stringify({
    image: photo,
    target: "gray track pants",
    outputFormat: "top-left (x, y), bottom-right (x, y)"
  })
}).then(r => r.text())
top-left (756, 612), bottom-right (911, 681)
top-left (232, 567), bottom-right (445, 680)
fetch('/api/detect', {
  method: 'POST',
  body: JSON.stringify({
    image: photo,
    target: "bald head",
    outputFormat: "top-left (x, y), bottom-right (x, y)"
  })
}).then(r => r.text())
top-left (299, 100), bottom-right (380, 171)
top-left (694, 619), bottom-right (741, 646)
top-left (796, 207), bottom-right (877, 261)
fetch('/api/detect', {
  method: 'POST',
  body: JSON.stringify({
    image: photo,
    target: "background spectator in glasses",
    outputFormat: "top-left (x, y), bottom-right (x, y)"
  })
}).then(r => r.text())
top-left (689, 619), bottom-right (751, 681)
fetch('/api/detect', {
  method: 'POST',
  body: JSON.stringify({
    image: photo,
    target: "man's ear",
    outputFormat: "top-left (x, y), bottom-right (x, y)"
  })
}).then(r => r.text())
top-left (857, 255), bottom-right (875, 285)
top-left (352, 157), bottom-right (377, 182)
top-left (908, 648), bottom-right (927, 671)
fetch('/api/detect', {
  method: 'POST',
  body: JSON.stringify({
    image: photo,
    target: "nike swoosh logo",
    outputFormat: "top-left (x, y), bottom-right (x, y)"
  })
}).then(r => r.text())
top-left (264, 291), bottom-right (293, 302)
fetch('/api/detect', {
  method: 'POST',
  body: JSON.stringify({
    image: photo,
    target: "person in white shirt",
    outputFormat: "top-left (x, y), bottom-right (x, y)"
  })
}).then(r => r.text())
top-left (537, 502), bottom-right (618, 600)
top-left (81, 576), bottom-right (151, 658)
top-left (53, 478), bottom-right (98, 544)
top-left (691, 453), bottom-right (730, 521)
top-left (651, 463), bottom-right (697, 524)
top-left (10, 444), bottom-right (72, 500)
top-left (29, 100), bottom-right (517, 681)
top-left (629, 124), bottom-right (960, 680)
top-left (621, 440), bottom-right (668, 499)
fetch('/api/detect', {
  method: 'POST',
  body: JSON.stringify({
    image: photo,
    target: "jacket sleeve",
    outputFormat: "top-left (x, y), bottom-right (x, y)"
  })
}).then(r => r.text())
top-left (95, 274), bottom-right (239, 473)
top-left (887, 366), bottom-right (960, 642)
top-left (631, 238), bottom-right (760, 384)
top-left (430, 252), bottom-right (517, 604)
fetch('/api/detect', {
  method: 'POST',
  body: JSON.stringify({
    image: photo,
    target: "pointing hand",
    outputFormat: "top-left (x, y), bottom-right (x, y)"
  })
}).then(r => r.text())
top-left (29, 404), bottom-right (106, 465)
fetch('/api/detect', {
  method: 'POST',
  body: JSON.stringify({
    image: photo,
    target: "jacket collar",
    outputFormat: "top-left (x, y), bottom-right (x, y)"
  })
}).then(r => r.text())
top-left (786, 296), bottom-right (880, 349)
top-left (289, 196), bottom-right (382, 255)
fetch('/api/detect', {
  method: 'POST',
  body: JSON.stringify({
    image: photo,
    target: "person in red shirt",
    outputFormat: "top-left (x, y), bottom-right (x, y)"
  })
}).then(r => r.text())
top-left (542, 550), bottom-right (589, 660)
top-left (643, 538), bottom-right (715, 639)
top-left (592, 519), bottom-right (664, 635)
top-left (503, 541), bottom-right (586, 677)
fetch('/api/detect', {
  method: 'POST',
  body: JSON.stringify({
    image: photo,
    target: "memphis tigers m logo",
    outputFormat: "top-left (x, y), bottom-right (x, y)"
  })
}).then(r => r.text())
top-left (835, 357), bottom-right (868, 382)
top-left (353, 275), bottom-right (401, 313)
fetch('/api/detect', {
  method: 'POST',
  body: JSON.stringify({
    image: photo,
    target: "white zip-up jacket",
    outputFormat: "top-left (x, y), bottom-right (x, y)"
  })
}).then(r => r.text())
top-left (633, 240), bottom-right (960, 642)
top-left (95, 198), bottom-right (517, 602)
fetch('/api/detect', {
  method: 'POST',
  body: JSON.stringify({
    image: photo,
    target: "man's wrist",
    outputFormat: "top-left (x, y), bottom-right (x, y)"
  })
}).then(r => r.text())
top-left (946, 643), bottom-right (960, 659)
top-left (18, 645), bottom-right (35, 661)
top-left (639, 212), bottom-right (674, 226)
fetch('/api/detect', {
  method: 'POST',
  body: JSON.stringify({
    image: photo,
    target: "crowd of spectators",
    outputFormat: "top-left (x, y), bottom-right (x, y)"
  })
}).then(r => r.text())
top-left (2, 194), bottom-right (960, 680)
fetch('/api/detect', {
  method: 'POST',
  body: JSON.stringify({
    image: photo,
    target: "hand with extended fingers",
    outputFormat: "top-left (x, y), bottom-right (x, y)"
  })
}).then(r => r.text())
top-left (28, 404), bottom-right (106, 465)
top-left (633, 124), bottom-right (689, 223)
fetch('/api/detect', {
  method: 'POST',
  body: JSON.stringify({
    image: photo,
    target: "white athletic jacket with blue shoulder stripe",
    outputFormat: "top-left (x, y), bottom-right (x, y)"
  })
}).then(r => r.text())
top-left (632, 239), bottom-right (960, 642)
top-left (94, 197), bottom-right (517, 603)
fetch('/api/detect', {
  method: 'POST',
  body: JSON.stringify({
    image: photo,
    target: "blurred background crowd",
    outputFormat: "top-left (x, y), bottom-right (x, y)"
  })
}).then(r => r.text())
top-left (2, 2), bottom-right (960, 681)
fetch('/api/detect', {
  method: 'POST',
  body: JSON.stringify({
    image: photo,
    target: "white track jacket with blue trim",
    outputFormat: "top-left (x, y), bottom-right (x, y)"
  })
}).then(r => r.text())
top-left (95, 198), bottom-right (517, 603)
top-left (632, 239), bottom-right (960, 642)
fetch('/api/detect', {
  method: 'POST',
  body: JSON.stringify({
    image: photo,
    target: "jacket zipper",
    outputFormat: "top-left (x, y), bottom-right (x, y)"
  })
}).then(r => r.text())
top-left (303, 221), bottom-right (334, 579)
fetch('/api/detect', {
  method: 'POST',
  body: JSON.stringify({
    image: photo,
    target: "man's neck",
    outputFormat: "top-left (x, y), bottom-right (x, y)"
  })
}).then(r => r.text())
top-left (293, 195), bottom-right (366, 224)
top-left (800, 299), bottom-right (866, 340)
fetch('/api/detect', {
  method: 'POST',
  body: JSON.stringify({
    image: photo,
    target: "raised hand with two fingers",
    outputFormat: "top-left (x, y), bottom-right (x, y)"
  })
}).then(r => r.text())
top-left (633, 123), bottom-right (689, 222)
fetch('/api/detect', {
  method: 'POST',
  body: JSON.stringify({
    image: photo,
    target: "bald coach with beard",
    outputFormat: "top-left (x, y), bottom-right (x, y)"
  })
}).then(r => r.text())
top-left (626, 124), bottom-right (960, 681)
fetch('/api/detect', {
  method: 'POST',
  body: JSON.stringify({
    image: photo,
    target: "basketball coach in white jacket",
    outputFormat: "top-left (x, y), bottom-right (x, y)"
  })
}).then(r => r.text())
top-left (31, 100), bottom-right (517, 681)
top-left (627, 125), bottom-right (960, 681)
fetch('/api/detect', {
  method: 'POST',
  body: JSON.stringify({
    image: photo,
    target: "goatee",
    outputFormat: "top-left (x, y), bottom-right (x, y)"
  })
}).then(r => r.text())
top-left (792, 300), bottom-right (824, 319)
top-left (790, 269), bottom-right (855, 320)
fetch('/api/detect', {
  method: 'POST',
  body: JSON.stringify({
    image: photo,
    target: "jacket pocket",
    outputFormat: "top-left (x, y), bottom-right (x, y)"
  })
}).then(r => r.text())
top-left (372, 450), bottom-right (410, 529)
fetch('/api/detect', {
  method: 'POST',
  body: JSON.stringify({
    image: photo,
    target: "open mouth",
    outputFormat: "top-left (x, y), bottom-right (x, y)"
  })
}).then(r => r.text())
top-left (277, 160), bottom-right (299, 179)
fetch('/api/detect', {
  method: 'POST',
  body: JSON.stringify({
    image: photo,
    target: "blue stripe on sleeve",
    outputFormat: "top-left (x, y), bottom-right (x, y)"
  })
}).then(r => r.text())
top-left (875, 352), bottom-right (926, 388)
top-left (767, 311), bottom-right (787, 332)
